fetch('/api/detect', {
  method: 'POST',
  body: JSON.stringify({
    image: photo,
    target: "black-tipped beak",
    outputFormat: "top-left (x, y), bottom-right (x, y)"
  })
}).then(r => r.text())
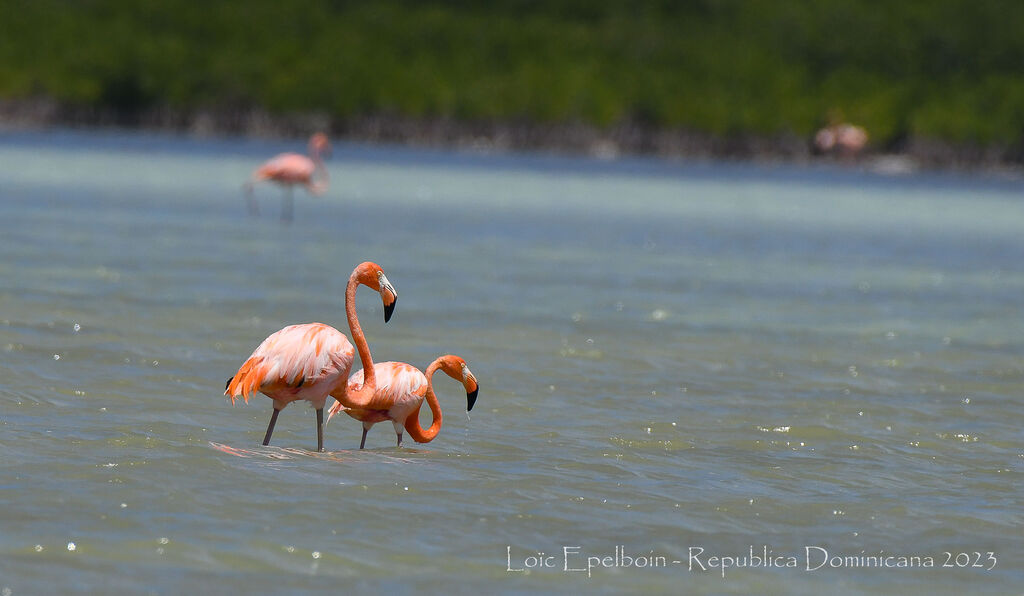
top-left (383, 297), bottom-right (396, 323)
top-left (466, 387), bottom-right (478, 412)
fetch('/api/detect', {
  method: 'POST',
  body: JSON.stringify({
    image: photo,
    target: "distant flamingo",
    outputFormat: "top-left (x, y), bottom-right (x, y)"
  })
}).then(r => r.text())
top-left (224, 262), bottom-right (397, 452)
top-left (813, 123), bottom-right (868, 157)
top-left (328, 355), bottom-right (479, 449)
top-left (243, 132), bottom-right (331, 222)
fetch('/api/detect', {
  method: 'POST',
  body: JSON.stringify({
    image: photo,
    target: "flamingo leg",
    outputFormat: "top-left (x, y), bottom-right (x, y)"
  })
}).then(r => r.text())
top-left (281, 186), bottom-right (294, 223)
top-left (316, 407), bottom-right (324, 452)
top-left (396, 431), bottom-right (403, 448)
top-left (262, 409), bottom-right (281, 446)
top-left (244, 182), bottom-right (260, 216)
top-left (359, 425), bottom-right (369, 450)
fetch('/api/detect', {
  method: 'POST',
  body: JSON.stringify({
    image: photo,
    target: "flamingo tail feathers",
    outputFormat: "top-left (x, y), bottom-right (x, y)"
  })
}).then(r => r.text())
top-left (225, 357), bottom-right (265, 404)
top-left (325, 399), bottom-right (344, 425)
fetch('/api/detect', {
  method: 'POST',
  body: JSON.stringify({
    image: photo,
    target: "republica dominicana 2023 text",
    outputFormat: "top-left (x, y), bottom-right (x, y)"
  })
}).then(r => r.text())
top-left (505, 545), bottom-right (998, 578)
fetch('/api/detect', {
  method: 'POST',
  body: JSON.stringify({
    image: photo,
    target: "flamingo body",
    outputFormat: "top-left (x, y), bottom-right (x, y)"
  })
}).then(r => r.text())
top-left (226, 323), bottom-right (354, 410)
top-left (339, 362), bottom-right (428, 436)
top-left (252, 154), bottom-right (319, 189)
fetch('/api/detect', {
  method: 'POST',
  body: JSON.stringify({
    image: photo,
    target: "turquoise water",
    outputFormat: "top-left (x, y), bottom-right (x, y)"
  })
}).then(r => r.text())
top-left (0, 130), bottom-right (1021, 594)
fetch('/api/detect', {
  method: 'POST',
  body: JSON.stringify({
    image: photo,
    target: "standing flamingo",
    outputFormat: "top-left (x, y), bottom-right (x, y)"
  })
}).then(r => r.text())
top-left (224, 262), bottom-right (397, 452)
top-left (813, 123), bottom-right (868, 158)
top-left (327, 355), bottom-right (479, 449)
top-left (243, 132), bottom-right (331, 222)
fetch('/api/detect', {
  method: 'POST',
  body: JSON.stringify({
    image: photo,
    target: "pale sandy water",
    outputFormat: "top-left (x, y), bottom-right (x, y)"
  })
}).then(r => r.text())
top-left (0, 130), bottom-right (1022, 594)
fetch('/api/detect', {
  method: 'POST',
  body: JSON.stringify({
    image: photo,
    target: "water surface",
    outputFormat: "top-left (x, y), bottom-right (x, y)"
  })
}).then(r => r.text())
top-left (0, 130), bottom-right (1021, 594)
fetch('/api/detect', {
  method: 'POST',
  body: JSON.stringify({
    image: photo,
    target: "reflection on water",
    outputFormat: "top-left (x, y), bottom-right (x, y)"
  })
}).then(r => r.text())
top-left (0, 129), bottom-right (1021, 594)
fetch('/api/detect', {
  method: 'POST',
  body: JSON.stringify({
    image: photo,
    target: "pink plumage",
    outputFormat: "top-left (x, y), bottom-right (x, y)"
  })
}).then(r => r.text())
top-left (253, 154), bottom-right (318, 187)
top-left (226, 323), bottom-right (354, 409)
top-left (327, 356), bottom-right (479, 449)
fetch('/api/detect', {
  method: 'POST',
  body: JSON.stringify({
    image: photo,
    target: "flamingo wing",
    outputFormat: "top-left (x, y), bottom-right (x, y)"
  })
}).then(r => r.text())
top-left (225, 323), bottom-right (354, 403)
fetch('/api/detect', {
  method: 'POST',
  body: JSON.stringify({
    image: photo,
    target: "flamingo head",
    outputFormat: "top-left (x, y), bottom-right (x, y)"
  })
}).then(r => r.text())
top-left (354, 262), bottom-right (398, 323)
top-left (437, 355), bottom-right (479, 411)
top-left (309, 132), bottom-right (332, 159)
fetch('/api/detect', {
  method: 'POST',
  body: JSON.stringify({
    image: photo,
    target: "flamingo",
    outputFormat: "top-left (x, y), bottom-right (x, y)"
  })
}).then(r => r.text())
top-left (243, 132), bottom-right (331, 222)
top-left (224, 261), bottom-right (397, 452)
top-left (327, 355), bottom-right (479, 449)
top-left (813, 123), bottom-right (868, 157)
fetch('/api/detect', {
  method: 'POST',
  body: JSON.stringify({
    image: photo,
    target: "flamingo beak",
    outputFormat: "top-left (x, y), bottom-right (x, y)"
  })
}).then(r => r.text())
top-left (465, 377), bottom-right (479, 412)
top-left (378, 273), bottom-right (397, 323)
top-left (381, 288), bottom-right (397, 323)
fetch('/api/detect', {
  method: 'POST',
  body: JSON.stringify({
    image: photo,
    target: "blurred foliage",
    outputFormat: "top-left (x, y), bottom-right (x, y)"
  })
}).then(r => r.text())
top-left (2, 0), bottom-right (1023, 145)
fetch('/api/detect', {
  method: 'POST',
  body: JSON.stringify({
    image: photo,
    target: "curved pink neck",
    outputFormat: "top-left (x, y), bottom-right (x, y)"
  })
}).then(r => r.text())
top-left (405, 359), bottom-right (444, 442)
top-left (341, 269), bottom-right (377, 408)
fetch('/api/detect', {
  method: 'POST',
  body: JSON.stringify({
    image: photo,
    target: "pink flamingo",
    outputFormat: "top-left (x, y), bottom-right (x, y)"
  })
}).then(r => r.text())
top-left (814, 123), bottom-right (868, 157)
top-left (224, 262), bottom-right (397, 452)
top-left (327, 355), bottom-right (479, 449)
top-left (243, 132), bottom-right (331, 222)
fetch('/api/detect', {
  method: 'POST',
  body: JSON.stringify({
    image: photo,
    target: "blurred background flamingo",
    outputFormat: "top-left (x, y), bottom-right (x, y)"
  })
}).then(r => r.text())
top-left (224, 262), bottom-right (397, 452)
top-left (328, 355), bottom-right (479, 449)
top-left (243, 132), bottom-right (331, 222)
top-left (813, 123), bottom-right (868, 158)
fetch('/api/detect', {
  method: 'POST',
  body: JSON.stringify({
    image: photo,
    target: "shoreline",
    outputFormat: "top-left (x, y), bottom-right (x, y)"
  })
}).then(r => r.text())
top-left (2, 99), bottom-right (1022, 177)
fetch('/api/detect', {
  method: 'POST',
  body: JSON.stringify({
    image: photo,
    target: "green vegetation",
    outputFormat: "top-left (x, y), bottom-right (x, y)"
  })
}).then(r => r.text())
top-left (2, 0), bottom-right (1023, 147)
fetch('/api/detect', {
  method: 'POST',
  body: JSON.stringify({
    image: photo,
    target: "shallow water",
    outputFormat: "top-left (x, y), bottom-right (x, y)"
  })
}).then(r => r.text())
top-left (0, 129), bottom-right (1021, 594)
